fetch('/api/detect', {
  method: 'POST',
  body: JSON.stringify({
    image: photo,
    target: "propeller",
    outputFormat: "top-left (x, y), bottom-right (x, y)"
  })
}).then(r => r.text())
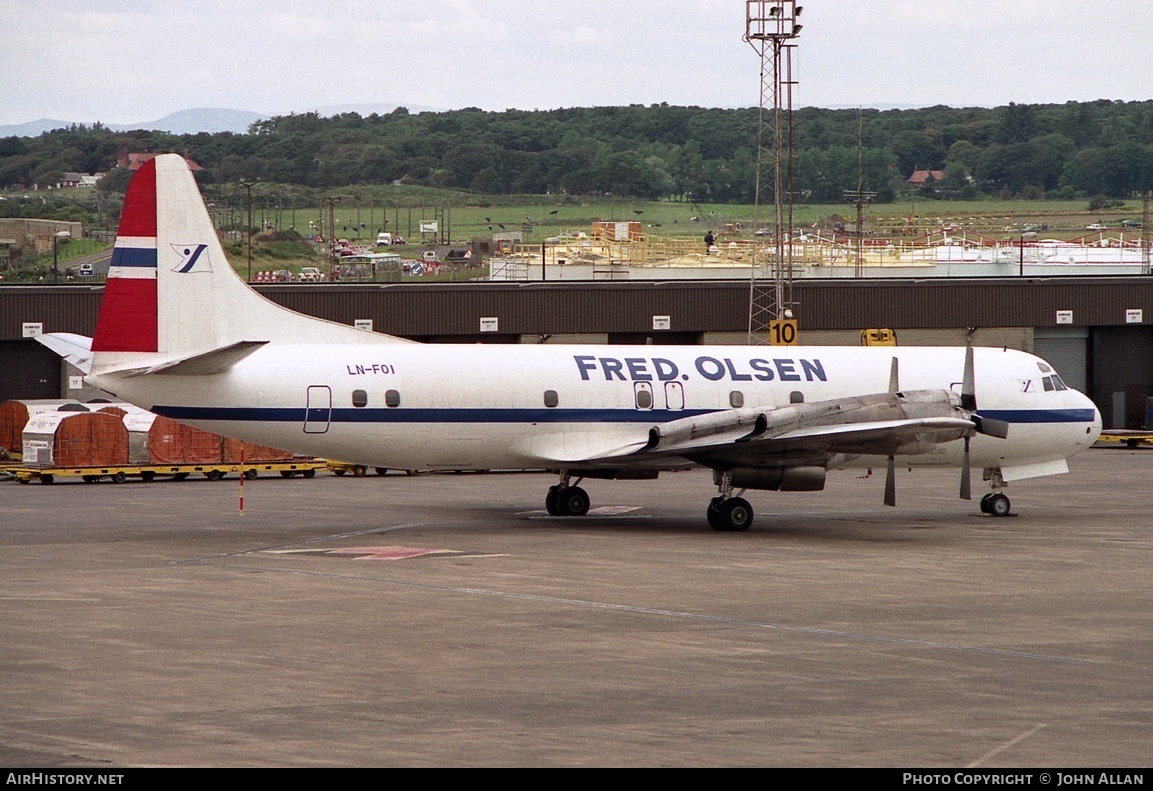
top-left (884, 356), bottom-right (899, 507)
top-left (959, 345), bottom-right (1009, 500)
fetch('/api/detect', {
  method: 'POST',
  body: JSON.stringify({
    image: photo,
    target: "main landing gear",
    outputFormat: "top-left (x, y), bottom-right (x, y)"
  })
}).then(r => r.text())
top-left (978, 469), bottom-right (1012, 517)
top-left (545, 473), bottom-right (590, 517)
top-left (707, 471), bottom-right (753, 532)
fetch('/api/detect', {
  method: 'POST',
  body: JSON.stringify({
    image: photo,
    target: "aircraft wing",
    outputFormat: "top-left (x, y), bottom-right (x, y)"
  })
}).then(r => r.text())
top-left (572, 390), bottom-right (975, 470)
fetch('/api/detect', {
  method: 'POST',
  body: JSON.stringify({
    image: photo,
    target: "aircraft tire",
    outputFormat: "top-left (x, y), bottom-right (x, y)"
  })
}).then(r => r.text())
top-left (558, 486), bottom-right (590, 517)
top-left (710, 497), bottom-right (753, 532)
top-left (979, 493), bottom-right (993, 513)
top-left (706, 497), bottom-right (724, 530)
top-left (988, 493), bottom-right (1011, 517)
top-left (545, 485), bottom-right (562, 516)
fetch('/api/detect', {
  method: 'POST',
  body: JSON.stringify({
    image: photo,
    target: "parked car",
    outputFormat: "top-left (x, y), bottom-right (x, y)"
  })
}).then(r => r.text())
top-left (298, 267), bottom-right (322, 282)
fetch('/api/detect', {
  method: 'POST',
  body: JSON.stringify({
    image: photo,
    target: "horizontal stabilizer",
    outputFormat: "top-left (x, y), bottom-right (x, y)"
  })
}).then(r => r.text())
top-left (35, 333), bottom-right (94, 374)
top-left (119, 340), bottom-right (269, 377)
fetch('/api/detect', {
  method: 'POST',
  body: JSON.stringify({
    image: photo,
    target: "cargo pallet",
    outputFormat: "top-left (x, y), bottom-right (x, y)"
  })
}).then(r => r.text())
top-left (12, 459), bottom-right (327, 484)
top-left (1095, 431), bottom-right (1153, 449)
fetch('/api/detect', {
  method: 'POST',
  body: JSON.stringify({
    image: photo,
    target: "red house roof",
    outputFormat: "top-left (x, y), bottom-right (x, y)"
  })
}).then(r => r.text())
top-left (907, 169), bottom-right (944, 185)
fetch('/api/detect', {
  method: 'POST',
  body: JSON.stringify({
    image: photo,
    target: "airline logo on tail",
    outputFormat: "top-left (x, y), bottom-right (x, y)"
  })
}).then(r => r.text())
top-left (92, 158), bottom-right (158, 353)
top-left (171, 243), bottom-right (213, 274)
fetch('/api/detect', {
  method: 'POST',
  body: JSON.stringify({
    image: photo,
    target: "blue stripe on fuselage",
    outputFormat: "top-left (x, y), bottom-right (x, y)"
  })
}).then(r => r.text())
top-left (978, 409), bottom-right (1098, 424)
top-left (153, 405), bottom-right (1099, 425)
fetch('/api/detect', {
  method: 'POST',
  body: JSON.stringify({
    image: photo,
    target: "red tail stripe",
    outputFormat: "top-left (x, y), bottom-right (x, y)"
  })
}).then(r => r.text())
top-left (117, 158), bottom-right (157, 237)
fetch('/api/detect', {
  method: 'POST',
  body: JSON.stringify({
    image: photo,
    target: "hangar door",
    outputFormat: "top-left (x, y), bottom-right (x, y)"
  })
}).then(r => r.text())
top-left (1033, 327), bottom-right (1088, 394)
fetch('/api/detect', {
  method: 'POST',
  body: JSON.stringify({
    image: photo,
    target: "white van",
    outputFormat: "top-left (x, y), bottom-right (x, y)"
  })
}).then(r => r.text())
top-left (375, 232), bottom-right (392, 246)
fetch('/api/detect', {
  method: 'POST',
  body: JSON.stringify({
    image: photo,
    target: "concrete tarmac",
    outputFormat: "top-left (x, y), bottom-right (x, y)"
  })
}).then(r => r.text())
top-left (2, 449), bottom-right (1151, 767)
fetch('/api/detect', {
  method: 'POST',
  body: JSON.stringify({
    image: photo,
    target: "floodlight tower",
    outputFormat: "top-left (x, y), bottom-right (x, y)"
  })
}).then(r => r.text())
top-left (745, 1), bottom-right (802, 343)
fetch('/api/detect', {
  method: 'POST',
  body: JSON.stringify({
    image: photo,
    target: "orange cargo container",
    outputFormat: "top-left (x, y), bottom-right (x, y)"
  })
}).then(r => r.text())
top-left (0, 400), bottom-right (81, 455)
top-left (222, 436), bottom-right (294, 463)
top-left (121, 411), bottom-right (224, 465)
top-left (22, 411), bottom-right (129, 468)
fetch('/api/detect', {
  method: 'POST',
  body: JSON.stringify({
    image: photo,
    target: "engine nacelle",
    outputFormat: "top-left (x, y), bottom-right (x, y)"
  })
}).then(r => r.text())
top-left (724, 466), bottom-right (827, 492)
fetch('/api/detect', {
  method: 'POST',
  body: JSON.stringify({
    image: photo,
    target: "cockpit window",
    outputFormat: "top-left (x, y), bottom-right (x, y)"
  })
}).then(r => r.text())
top-left (1052, 375), bottom-right (1068, 391)
top-left (1042, 376), bottom-right (1055, 392)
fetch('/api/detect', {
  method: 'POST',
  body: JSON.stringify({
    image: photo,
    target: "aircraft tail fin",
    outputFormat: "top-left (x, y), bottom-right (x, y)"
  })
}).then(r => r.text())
top-left (90, 154), bottom-right (405, 376)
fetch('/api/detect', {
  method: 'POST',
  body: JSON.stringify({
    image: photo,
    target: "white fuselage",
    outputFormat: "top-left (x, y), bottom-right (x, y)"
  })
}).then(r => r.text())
top-left (89, 343), bottom-right (1102, 473)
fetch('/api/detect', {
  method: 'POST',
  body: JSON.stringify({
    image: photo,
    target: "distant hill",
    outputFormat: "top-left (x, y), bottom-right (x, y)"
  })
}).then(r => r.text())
top-left (0, 108), bottom-right (267, 137)
top-left (0, 104), bottom-right (451, 138)
top-left (115, 108), bottom-right (267, 135)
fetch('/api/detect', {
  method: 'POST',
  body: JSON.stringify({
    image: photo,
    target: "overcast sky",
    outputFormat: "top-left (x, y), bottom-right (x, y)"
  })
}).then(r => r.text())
top-left (5, 0), bottom-right (1153, 125)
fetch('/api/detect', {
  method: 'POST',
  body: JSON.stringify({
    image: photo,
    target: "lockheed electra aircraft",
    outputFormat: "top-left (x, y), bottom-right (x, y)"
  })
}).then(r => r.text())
top-left (43, 154), bottom-right (1103, 531)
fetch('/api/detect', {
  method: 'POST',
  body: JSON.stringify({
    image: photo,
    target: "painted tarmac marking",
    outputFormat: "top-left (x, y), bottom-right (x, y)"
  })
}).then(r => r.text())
top-left (265, 546), bottom-right (508, 561)
top-left (966, 724), bottom-right (1048, 767)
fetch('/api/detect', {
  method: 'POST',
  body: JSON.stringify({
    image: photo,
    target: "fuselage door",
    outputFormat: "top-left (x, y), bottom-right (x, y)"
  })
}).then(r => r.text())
top-left (664, 381), bottom-right (685, 411)
top-left (304, 385), bottom-right (332, 434)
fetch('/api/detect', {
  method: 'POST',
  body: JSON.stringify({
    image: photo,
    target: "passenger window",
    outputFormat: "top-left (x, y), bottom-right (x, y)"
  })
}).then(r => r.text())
top-left (352, 389), bottom-right (368, 408)
top-left (385, 389), bottom-right (401, 408)
top-left (544, 390), bottom-right (559, 408)
top-left (730, 391), bottom-right (744, 408)
top-left (634, 382), bottom-right (653, 410)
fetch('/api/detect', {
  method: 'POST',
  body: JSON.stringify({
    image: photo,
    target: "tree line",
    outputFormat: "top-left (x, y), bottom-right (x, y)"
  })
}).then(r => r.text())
top-left (3, 100), bottom-right (1153, 206)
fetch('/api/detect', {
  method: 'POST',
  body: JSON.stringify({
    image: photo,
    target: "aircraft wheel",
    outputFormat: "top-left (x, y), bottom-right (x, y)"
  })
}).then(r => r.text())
top-left (710, 497), bottom-right (753, 532)
top-left (706, 496), bottom-right (724, 530)
top-left (979, 493), bottom-right (993, 513)
top-left (557, 485), bottom-right (590, 517)
top-left (987, 493), bottom-right (1011, 517)
top-left (545, 485), bottom-right (562, 516)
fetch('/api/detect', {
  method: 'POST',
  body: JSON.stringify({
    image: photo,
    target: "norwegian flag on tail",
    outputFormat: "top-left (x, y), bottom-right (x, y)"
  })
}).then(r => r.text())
top-left (92, 158), bottom-right (158, 352)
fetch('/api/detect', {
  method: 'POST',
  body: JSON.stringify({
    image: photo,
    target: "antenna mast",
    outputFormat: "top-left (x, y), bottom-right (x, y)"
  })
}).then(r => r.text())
top-left (745, 1), bottom-right (802, 343)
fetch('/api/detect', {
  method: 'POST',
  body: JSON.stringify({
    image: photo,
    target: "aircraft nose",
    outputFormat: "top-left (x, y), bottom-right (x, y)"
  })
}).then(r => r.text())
top-left (1078, 390), bottom-right (1103, 447)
